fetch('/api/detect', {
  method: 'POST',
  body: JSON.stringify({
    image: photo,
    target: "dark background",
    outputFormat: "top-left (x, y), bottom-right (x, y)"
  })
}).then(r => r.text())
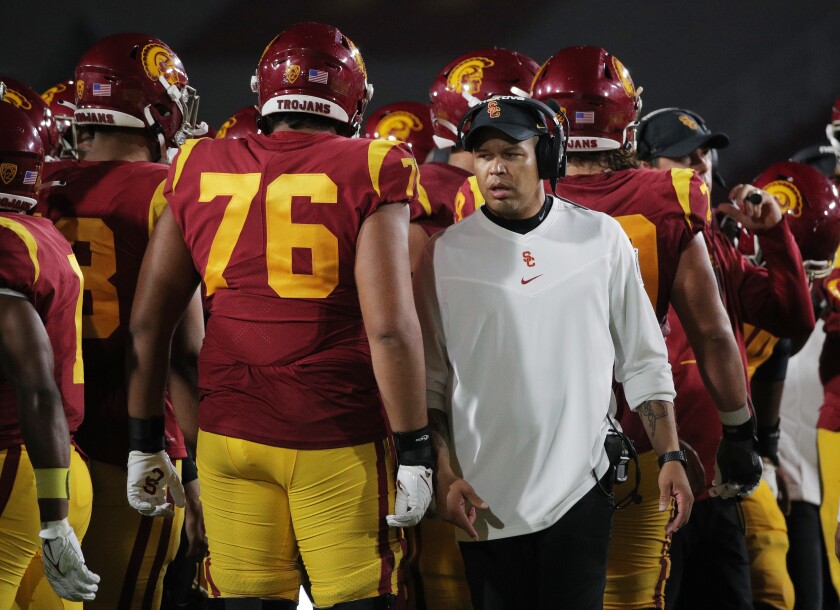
top-left (3, 0), bottom-right (838, 187)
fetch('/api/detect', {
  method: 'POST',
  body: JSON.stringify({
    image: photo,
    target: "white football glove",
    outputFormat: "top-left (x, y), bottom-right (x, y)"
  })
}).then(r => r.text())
top-left (39, 518), bottom-right (100, 601)
top-left (386, 464), bottom-right (433, 528)
top-left (127, 450), bottom-right (185, 518)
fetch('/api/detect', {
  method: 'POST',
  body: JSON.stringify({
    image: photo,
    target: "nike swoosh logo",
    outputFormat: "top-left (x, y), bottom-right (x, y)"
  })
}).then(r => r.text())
top-left (521, 275), bottom-right (543, 284)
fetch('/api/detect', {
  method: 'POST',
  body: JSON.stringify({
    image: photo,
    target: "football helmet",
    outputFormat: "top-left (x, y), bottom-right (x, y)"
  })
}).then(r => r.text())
top-left (530, 46), bottom-right (643, 152)
top-left (1, 76), bottom-right (61, 160)
top-left (41, 81), bottom-right (78, 158)
top-left (0, 102), bottom-right (45, 213)
top-left (251, 22), bottom-right (373, 135)
top-left (363, 101), bottom-right (435, 162)
top-left (752, 160), bottom-right (840, 279)
top-left (74, 33), bottom-right (204, 159)
top-left (429, 48), bottom-right (540, 149)
top-left (216, 106), bottom-right (260, 139)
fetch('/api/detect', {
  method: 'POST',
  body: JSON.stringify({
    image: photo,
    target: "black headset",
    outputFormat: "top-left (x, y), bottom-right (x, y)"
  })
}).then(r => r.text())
top-left (456, 96), bottom-right (567, 187)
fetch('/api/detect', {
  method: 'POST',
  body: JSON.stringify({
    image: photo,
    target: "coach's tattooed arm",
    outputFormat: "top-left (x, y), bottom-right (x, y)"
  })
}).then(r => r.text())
top-left (637, 400), bottom-right (680, 456)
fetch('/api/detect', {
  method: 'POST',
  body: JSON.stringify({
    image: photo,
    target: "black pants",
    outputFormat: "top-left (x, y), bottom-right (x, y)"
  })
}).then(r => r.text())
top-left (458, 472), bottom-right (613, 610)
top-left (786, 500), bottom-right (840, 610)
top-left (666, 497), bottom-right (752, 610)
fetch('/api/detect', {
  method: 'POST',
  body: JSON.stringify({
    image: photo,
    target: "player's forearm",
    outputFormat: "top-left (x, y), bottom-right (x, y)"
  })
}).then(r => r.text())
top-left (126, 323), bottom-right (174, 420)
top-left (18, 391), bottom-right (70, 523)
top-left (690, 329), bottom-right (749, 412)
top-left (369, 326), bottom-right (428, 432)
top-left (637, 400), bottom-right (680, 455)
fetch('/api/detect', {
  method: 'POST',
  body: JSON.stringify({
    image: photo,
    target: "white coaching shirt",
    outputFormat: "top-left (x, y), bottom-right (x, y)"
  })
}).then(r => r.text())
top-left (413, 197), bottom-right (675, 541)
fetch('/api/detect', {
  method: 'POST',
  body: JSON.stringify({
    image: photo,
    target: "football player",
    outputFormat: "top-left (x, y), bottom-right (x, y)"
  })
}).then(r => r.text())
top-left (527, 46), bottom-right (811, 610)
top-left (125, 22), bottom-right (430, 609)
top-left (0, 101), bottom-right (99, 606)
top-left (746, 162), bottom-right (840, 609)
top-left (36, 33), bottom-right (207, 610)
top-left (635, 108), bottom-right (815, 609)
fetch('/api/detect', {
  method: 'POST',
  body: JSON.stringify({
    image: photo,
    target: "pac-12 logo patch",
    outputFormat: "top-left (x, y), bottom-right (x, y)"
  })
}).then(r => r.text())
top-left (285, 64), bottom-right (301, 84)
top-left (0, 163), bottom-right (18, 185)
top-left (764, 180), bottom-right (803, 217)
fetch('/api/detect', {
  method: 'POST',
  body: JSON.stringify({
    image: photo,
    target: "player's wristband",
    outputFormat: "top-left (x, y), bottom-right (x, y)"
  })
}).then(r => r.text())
top-left (180, 456), bottom-right (198, 485)
top-left (657, 450), bottom-right (687, 470)
top-left (757, 422), bottom-right (781, 465)
top-left (34, 468), bottom-right (70, 500)
top-left (719, 404), bottom-right (756, 442)
top-left (393, 427), bottom-right (434, 469)
top-left (127, 415), bottom-right (166, 453)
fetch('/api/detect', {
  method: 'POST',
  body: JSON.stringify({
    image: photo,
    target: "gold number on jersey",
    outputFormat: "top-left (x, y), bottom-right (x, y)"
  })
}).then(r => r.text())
top-left (55, 217), bottom-right (119, 339)
top-left (614, 214), bottom-right (659, 309)
top-left (199, 173), bottom-right (261, 296)
top-left (200, 172), bottom-right (340, 299)
top-left (266, 174), bottom-right (339, 298)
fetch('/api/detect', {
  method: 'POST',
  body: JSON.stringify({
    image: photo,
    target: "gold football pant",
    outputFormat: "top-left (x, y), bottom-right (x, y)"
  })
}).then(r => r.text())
top-left (818, 429), bottom-right (840, 601)
top-left (0, 445), bottom-right (91, 610)
top-left (197, 430), bottom-right (404, 608)
top-left (406, 518), bottom-right (472, 610)
top-left (81, 459), bottom-right (184, 610)
top-left (741, 479), bottom-right (794, 610)
top-left (604, 450), bottom-right (672, 610)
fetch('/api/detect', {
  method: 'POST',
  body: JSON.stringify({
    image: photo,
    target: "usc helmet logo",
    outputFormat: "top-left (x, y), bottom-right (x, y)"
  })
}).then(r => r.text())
top-left (447, 57), bottom-right (496, 94)
top-left (344, 34), bottom-right (368, 80)
top-left (764, 180), bottom-right (803, 218)
top-left (141, 43), bottom-right (185, 85)
top-left (375, 111), bottom-right (423, 141)
top-left (216, 116), bottom-right (237, 139)
top-left (611, 56), bottom-right (636, 98)
top-left (41, 83), bottom-right (67, 105)
top-left (679, 114), bottom-right (699, 130)
top-left (2, 88), bottom-right (32, 111)
top-left (828, 278), bottom-right (840, 303)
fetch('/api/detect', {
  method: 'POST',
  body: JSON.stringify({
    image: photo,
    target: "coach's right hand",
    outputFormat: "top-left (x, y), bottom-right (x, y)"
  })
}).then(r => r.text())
top-left (436, 469), bottom-right (488, 541)
top-left (127, 450), bottom-right (185, 518)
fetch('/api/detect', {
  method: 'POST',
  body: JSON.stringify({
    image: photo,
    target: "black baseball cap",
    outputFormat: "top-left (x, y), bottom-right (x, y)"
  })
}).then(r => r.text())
top-left (637, 108), bottom-right (729, 161)
top-left (462, 98), bottom-right (547, 151)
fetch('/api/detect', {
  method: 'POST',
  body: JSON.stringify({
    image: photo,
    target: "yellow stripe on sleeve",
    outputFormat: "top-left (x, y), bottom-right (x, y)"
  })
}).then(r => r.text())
top-left (670, 168), bottom-right (710, 230)
top-left (170, 139), bottom-right (203, 193)
top-left (367, 139), bottom-right (404, 197)
top-left (148, 179), bottom-right (168, 236)
top-left (0, 217), bottom-right (40, 283)
top-left (66, 254), bottom-right (85, 384)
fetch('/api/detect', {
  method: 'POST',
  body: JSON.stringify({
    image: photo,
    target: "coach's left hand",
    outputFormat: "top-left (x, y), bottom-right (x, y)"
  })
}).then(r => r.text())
top-left (659, 462), bottom-right (693, 534)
